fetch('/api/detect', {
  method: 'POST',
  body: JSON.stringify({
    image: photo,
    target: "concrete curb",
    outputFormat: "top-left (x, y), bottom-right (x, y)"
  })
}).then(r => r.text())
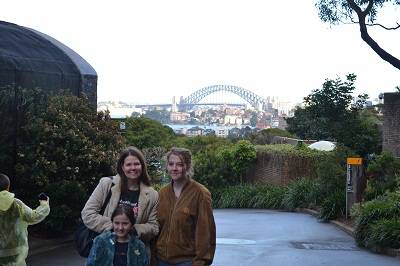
top-left (295, 208), bottom-right (355, 236)
top-left (28, 234), bottom-right (75, 257)
top-left (296, 208), bottom-right (400, 258)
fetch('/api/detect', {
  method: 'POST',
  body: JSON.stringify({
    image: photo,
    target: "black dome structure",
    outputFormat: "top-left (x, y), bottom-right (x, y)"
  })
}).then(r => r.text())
top-left (0, 20), bottom-right (97, 103)
top-left (0, 21), bottom-right (98, 185)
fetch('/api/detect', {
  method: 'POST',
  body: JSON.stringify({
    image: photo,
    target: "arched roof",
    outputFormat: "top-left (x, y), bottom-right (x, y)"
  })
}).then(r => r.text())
top-left (0, 20), bottom-right (97, 103)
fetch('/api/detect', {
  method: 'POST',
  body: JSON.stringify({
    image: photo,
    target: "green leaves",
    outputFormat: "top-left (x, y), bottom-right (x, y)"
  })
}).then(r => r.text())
top-left (124, 117), bottom-right (175, 149)
top-left (354, 192), bottom-right (400, 248)
top-left (286, 74), bottom-right (381, 157)
top-left (3, 90), bottom-right (124, 232)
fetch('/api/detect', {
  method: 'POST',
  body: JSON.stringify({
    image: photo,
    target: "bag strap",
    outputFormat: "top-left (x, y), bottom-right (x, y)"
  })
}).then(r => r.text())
top-left (99, 176), bottom-right (114, 215)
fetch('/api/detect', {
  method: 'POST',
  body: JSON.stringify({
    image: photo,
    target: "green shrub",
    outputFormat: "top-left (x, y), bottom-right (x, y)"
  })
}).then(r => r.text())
top-left (8, 91), bottom-right (123, 232)
top-left (124, 117), bottom-right (175, 149)
top-left (365, 152), bottom-right (400, 200)
top-left (251, 185), bottom-right (286, 209)
top-left (282, 178), bottom-right (319, 211)
top-left (42, 180), bottom-right (86, 232)
top-left (216, 185), bottom-right (256, 208)
top-left (366, 218), bottom-right (400, 249)
top-left (214, 184), bottom-right (286, 209)
top-left (249, 128), bottom-right (296, 145)
top-left (193, 141), bottom-right (256, 191)
top-left (354, 192), bottom-right (400, 248)
top-left (318, 189), bottom-right (346, 221)
top-left (142, 147), bottom-right (167, 184)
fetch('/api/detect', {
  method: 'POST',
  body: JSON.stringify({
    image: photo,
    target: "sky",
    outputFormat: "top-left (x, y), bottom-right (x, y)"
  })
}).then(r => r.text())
top-left (2, 0), bottom-right (400, 105)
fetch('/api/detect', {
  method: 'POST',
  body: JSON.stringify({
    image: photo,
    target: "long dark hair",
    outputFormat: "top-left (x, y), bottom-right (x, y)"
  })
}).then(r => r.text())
top-left (111, 204), bottom-right (136, 225)
top-left (117, 146), bottom-right (151, 195)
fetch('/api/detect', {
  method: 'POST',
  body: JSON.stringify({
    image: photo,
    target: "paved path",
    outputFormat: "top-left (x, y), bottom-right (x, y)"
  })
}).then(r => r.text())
top-left (213, 209), bottom-right (399, 266)
top-left (27, 209), bottom-right (399, 265)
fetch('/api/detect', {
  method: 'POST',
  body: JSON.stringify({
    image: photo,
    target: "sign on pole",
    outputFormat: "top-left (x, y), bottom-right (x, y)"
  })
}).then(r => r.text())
top-left (345, 157), bottom-right (362, 219)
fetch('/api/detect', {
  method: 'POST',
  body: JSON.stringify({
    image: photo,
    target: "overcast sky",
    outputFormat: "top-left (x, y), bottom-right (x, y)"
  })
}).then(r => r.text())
top-left (2, 0), bottom-right (400, 105)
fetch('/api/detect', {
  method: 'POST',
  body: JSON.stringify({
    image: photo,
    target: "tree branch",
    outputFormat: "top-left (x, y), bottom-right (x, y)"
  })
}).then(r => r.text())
top-left (348, 17), bottom-right (400, 30)
top-left (347, 0), bottom-right (400, 70)
top-left (368, 22), bottom-right (400, 30)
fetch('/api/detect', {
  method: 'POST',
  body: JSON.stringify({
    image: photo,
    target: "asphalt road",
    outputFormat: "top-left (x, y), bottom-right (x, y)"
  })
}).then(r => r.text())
top-left (27, 209), bottom-right (400, 266)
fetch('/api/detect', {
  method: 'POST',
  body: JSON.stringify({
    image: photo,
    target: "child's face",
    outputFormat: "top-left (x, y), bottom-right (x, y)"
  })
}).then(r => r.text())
top-left (112, 213), bottom-right (133, 240)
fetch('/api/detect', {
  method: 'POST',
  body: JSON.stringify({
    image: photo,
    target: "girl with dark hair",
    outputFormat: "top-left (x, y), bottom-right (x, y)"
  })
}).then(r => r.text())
top-left (155, 148), bottom-right (216, 266)
top-left (86, 205), bottom-right (149, 266)
top-left (82, 147), bottom-right (159, 259)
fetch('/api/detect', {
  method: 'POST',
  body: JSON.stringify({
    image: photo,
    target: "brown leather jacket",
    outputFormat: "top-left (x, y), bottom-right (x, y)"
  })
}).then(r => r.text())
top-left (155, 180), bottom-right (216, 266)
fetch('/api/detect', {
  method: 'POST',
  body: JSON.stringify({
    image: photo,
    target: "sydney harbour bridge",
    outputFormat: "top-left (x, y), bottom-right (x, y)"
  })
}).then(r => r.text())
top-left (136, 84), bottom-right (271, 111)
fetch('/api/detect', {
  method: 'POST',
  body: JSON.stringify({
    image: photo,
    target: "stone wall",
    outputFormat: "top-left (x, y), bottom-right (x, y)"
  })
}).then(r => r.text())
top-left (383, 93), bottom-right (400, 158)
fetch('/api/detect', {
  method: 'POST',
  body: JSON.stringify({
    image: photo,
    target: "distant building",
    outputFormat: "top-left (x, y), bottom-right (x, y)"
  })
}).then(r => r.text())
top-left (216, 128), bottom-right (229, 138)
top-left (204, 128), bottom-right (216, 136)
top-left (186, 126), bottom-right (204, 137)
top-left (271, 118), bottom-right (279, 128)
top-left (224, 115), bottom-right (242, 125)
top-left (172, 127), bottom-right (187, 135)
top-left (229, 127), bottom-right (241, 138)
top-left (170, 112), bottom-right (190, 122)
top-left (242, 117), bottom-right (251, 125)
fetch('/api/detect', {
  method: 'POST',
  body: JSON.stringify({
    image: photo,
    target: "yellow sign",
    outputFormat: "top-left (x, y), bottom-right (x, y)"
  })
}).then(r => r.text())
top-left (347, 157), bottom-right (362, 165)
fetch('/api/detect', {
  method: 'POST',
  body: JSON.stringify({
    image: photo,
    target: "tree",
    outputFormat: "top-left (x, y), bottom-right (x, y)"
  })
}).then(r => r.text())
top-left (316, 0), bottom-right (400, 70)
top-left (13, 91), bottom-right (124, 232)
top-left (249, 128), bottom-right (296, 145)
top-left (143, 109), bottom-right (171, 123)
top-left (250, 112), bottom-right (258, 127)
top-left (124, 117), bottom-right (175, 149)
top-left (286, 74), bottom-right (381, 156)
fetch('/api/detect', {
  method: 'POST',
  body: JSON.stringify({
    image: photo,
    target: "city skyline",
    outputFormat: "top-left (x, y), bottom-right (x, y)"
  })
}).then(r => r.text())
top-left (2, 1), bottom-right (400, 105)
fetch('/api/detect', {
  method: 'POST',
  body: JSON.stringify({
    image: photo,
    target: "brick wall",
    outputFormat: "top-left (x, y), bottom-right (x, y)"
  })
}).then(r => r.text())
top-left (247, 150), bottom-right (319, 186)
top-left (383, 93), bottom-right (400, 158)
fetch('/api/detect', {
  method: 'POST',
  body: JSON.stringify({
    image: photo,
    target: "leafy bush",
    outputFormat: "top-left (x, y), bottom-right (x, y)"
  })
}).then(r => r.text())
top-left (318, 189), bottom-right (346, 221)
top-left (216, 185), bottom-right (256, 208)
top-left (214, 184), bottom-right (286, 209)
top-left (229, 140), bottom-right (257, 181)
top-left (354, 192), bottom-right (400, 248)
top-left (314, 145), bottom-right (350, 221)
top-left (366, 218), bottom-right (400, 249)
top-left (282, 178), bottom-right (319, 211)
top-left (124, 117), bottom-right (175, 149)
top-left (142, 147), bottom-right (167, 184)
top-left (192, 140), bottom-right (256, 190)
top-left (42, 180), bottom-right (86, 232)
top-left (172, 135), bottom-right (232, 155)
top-left (251, 185), bottom-right (286, 209)
top-left (10, 91), bottom-right (124, 232)
top-left (365, 152), bottom-right (400, 200)
top-left (249, 128), bottom-right (296, 145)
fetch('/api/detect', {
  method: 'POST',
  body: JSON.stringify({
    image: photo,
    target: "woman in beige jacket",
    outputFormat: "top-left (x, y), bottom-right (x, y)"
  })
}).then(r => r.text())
top-left (82, 146), bottom-right (159, 253)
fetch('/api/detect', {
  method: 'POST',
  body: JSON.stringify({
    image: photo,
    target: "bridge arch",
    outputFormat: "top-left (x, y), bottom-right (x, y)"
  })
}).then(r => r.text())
top-left (182, 85), bottom-right (267, 110)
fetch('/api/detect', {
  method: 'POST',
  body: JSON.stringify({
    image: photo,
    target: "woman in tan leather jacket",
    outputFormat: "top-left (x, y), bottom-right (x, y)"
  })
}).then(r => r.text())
top-left (155, 148), bottom-right (216, 266)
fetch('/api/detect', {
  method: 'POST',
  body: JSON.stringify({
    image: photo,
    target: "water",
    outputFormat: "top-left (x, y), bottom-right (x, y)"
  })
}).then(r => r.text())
top-left (165, 124), bottom-right (251, 131)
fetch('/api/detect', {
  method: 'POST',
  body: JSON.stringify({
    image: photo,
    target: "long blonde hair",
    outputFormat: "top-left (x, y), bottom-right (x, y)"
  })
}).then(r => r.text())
top-left (166, 147), bottom-right (194, 178)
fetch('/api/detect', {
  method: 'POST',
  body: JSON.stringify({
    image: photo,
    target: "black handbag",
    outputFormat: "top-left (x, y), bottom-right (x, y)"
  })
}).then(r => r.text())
top-left (74, 180), bottom-right (114, 257)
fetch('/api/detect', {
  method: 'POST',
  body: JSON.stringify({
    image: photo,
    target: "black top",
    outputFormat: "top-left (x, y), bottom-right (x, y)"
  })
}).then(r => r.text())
top-left (113, 241), bottom-right (128, 266)
top-left (119, 189), bottom-right (140, 217)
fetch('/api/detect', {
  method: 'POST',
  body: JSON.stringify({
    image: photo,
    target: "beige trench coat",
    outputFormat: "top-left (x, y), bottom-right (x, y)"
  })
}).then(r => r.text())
top-left (81, 175), bottom-right (159, 243)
